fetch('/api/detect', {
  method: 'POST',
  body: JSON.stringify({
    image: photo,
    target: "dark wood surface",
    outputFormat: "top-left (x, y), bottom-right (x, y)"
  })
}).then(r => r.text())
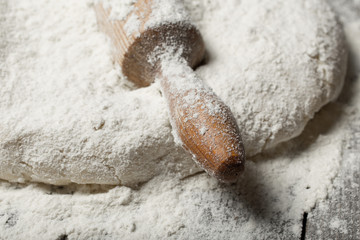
top-left (305, 1), bottom-right (360, 237)
top-left (306, 120), bottom-right (360, 239)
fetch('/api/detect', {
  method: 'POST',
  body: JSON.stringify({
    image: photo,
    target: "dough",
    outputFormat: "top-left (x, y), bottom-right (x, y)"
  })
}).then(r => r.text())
top-left (0, 0), bottom-right (347, 185)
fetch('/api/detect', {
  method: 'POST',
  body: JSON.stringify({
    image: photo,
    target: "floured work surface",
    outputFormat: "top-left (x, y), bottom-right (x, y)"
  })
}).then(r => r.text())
top-left (306, 1), bottom-right (360, 239)
top-left (0, 0), bottom-right (357, 239)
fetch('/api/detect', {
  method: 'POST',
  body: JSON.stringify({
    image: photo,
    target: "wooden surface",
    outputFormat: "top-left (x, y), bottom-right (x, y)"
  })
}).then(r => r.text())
top-left (304, 1), bottom-right (360, 239)
top-left (94, 1), bottom-right (205, 87)
top-left (304, 76), bottom-right (360, 239)
top-left (306, 119), bottom-right (360, 239)
top-left (159, 66), bottom-right (245, 182)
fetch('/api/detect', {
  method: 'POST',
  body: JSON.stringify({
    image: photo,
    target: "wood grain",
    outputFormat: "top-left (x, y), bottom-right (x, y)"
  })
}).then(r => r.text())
top-left (305, 102), bottom-right (360, 239)
top-left (306, 122), bottom-right (360, 239)
top-left (94, 1), bottom-right (205, 87)
top-left (159, 65), bottom-right (245, 182)
top-left (304, 2), bottom-right (360, 236)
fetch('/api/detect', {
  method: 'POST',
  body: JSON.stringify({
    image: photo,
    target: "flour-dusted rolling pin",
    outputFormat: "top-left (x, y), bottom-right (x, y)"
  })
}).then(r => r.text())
top-left (94, 0), bottom-right (245, 183)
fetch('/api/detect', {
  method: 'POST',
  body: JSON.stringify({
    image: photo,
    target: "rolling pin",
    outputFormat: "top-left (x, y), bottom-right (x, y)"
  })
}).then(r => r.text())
top-left (94, 0), bottom-right (245, 183)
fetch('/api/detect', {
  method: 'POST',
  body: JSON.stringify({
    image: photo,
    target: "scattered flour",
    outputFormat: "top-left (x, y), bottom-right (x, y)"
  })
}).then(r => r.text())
top-left (329, 217), bottom-right (348, 234)
top-left (157, 54), bottom-right (245, 181)
top-left (145, 0), bottom-right (190, 29)
top-left (0, 0), bottom-right (355, 239)
top-left (124, 13), bottom-right (141, 37)
top-left (97, 0), bottom-right (136, 20)
top-left (305, 13), bottom-right (360, 239)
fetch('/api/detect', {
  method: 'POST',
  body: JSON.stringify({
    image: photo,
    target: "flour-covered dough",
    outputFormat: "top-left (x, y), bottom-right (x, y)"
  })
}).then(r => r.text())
top-left (0, 0), bottom-right (347, 185)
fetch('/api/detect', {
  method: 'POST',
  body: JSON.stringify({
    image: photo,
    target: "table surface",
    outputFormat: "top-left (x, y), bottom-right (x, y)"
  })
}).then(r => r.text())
top-left (0, 1), bottom-right (359, 239)
top-left (304, 1), bottom-right (360, 239)
top-left (306, 126), bottom-right (360, 239)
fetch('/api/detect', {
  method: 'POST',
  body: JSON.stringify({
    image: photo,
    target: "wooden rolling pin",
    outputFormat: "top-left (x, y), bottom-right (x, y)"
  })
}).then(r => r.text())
top-left (94, 0), bottom-right (245, 183)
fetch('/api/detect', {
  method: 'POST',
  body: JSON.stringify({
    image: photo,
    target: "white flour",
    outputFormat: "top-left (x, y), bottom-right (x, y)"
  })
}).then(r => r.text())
top-left (0, 0), bottom-right (354, 239)
top-left (145, 0), bottom-right (190, 29)
top-left (98, 0), bottom-right (136, 20)
top-left (0, 0), bottom-right (347, 186)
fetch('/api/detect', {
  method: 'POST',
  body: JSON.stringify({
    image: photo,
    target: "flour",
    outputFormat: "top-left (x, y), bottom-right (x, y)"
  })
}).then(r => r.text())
top-left (0, 0), bottom-right (347, 186)
top-left (97, 0), bottom-right (191, 37)
top-left (0, 0), bottom-right (353, 239)
top-left (157, 54), bottom-right (245, 181)
top-left (124, 13), bottom-right (141, 37)
top-left (98, 0), bottom-right (136, 20)
top-left (329, 217), bottom-right (348, 234)
top-left (145, 0), bottom-right (190, 29)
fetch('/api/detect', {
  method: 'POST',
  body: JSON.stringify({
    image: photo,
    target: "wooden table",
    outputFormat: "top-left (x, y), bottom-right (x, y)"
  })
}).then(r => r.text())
top-left (304, 1), bottom-right (360, 237)
top-left (306, 108), bottom-right (360, 239)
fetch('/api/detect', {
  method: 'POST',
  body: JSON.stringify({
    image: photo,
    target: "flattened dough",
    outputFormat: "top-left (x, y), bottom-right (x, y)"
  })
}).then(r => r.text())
top-left (0, 0), bottom-right (347, 185)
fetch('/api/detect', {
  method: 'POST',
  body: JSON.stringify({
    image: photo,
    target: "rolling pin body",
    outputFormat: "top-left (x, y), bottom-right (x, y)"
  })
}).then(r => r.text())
top-left (94, 0), bottom-right (245, 182)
